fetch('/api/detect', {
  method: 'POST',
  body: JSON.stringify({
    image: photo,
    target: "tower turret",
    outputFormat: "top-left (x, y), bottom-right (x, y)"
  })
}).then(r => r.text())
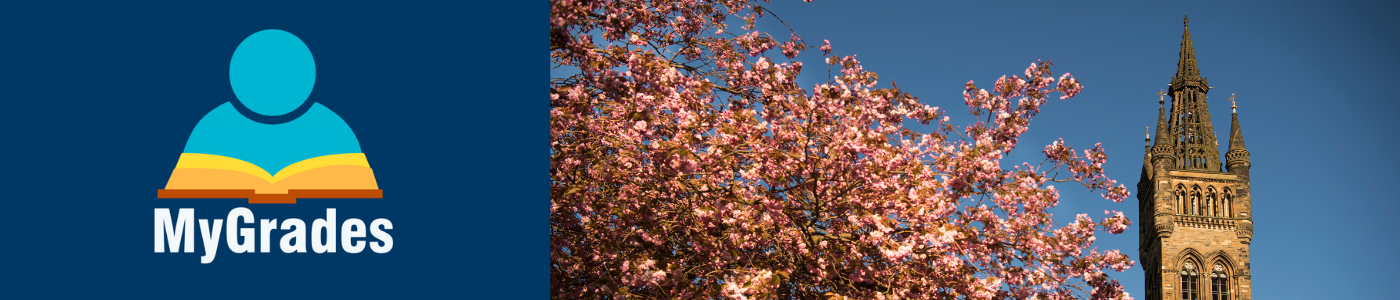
top-left (1225, 94), bottom-right (1251, 177)
top-left (1150, 92), bottom-right (1176, 239)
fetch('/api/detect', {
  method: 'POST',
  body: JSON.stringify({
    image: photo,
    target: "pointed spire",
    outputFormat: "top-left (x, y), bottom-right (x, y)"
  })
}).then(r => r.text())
top-left (1164, 17), bottom-right (1220, 171)
top-left (1172, 15), bottom-right (1207, 89)
top-left (1140, 134), bottom-right (1155, 182)
top-left (1228, 94), bottom-right (1247, 152)
top-left (1225, 94), bottom-right (1251, 174)
top-left (1141, 126), bottom-right (1153, 179)
top-left (1153, 92), bottom-right (1171, 146)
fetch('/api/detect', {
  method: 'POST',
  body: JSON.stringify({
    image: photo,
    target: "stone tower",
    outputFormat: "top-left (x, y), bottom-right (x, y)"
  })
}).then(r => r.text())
top-left (1138, 16), bottom-right (1253, 300)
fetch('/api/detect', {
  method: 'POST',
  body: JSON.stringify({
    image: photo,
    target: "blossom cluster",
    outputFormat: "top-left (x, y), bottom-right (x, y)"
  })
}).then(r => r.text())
top-left (551, 1), bottom-right (1134, 299)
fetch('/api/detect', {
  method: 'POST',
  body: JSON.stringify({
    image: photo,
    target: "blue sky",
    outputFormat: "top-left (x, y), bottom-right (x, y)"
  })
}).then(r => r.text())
top-left (755, 0), bottom-right (1400, 298)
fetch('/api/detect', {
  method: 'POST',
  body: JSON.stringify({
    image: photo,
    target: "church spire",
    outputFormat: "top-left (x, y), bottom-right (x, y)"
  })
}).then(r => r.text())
top-left (1172, 15), bottom-right (1207, 88)
top-left (1165, 15), bottom-right (1221, 172)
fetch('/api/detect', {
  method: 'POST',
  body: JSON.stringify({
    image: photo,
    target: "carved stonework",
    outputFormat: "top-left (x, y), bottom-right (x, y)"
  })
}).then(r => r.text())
top-left (1165, 176), bottom-right (1238, 184)
top-left (1173, 215), bottom-right (1237, 230)
top-left (1235, 219), bottom-right (1253, 244)
top-left (1225, 149), bottom-right (1250, 165)
top-left (1155, 213), bottom-right (1175, 237)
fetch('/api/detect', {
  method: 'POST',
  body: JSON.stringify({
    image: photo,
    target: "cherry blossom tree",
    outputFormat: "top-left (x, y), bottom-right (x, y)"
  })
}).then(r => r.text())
top-left (550, 1), bottom-right (1134, 299)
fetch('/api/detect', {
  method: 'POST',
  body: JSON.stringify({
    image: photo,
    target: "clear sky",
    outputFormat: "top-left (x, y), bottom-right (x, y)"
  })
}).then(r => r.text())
top-left (755, 0), bottom-right (1400, 298)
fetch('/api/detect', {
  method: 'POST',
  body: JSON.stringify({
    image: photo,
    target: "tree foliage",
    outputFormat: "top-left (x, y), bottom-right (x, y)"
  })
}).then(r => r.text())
top-left (551, 1), bottom-right (1134, 299)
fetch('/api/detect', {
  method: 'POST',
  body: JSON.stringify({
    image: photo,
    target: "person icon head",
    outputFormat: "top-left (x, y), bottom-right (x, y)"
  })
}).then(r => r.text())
top-left (229, 29), bottom-right (317, 117)
top-left (160, 29), bottom-right (381, 203)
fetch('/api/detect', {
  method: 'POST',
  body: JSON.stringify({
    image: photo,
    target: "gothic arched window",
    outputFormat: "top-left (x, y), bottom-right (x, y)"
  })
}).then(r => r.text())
top-left (1176, 185), bottom-right (1187, 215)
top-left (1190, 186), bottom-right (1202, 216)
top-left (1209, 262), bottom-right (1230, 300)
top-left (1206, 187), bottom-right (1218, 217)
top-left (1181, 259), bottom-right (1201, 300)
top-left (1222, 188), bottom-right (1233, 218)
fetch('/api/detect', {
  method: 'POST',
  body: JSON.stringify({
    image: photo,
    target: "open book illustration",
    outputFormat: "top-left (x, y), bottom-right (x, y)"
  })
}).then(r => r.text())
top-left (159, 153), bottom-right (381, 203)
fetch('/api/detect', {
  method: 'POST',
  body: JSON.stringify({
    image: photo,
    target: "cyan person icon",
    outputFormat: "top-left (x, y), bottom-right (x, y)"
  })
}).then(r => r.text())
top-left (159, 29), bottom-right (382, 204)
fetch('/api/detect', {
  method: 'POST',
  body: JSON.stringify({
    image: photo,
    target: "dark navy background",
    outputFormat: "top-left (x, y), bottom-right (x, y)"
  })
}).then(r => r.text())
top-left (4, 2), bottom-right (539, 298)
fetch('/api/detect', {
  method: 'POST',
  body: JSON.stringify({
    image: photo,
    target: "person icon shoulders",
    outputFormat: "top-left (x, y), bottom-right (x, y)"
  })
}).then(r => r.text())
top-left (160, 29), bottom-right (381, 204)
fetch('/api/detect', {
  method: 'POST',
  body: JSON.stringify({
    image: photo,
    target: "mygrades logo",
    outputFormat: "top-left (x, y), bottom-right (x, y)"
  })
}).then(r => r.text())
top-left (153, 29), bottom-right (392, 264)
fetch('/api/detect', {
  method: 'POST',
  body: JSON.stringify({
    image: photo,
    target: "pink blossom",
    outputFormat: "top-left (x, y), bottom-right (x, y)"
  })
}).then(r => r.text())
top-left (551, 1), bottom-right (1134, 299)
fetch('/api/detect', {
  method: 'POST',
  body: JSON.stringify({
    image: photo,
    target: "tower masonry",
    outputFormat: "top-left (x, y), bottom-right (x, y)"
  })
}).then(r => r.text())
top-left (1137, 15), bottom-right (1253, 300)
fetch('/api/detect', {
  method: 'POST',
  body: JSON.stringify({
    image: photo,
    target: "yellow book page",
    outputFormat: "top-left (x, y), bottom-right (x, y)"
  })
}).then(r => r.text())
top-left (173, 153), bottom-right (371, 183)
